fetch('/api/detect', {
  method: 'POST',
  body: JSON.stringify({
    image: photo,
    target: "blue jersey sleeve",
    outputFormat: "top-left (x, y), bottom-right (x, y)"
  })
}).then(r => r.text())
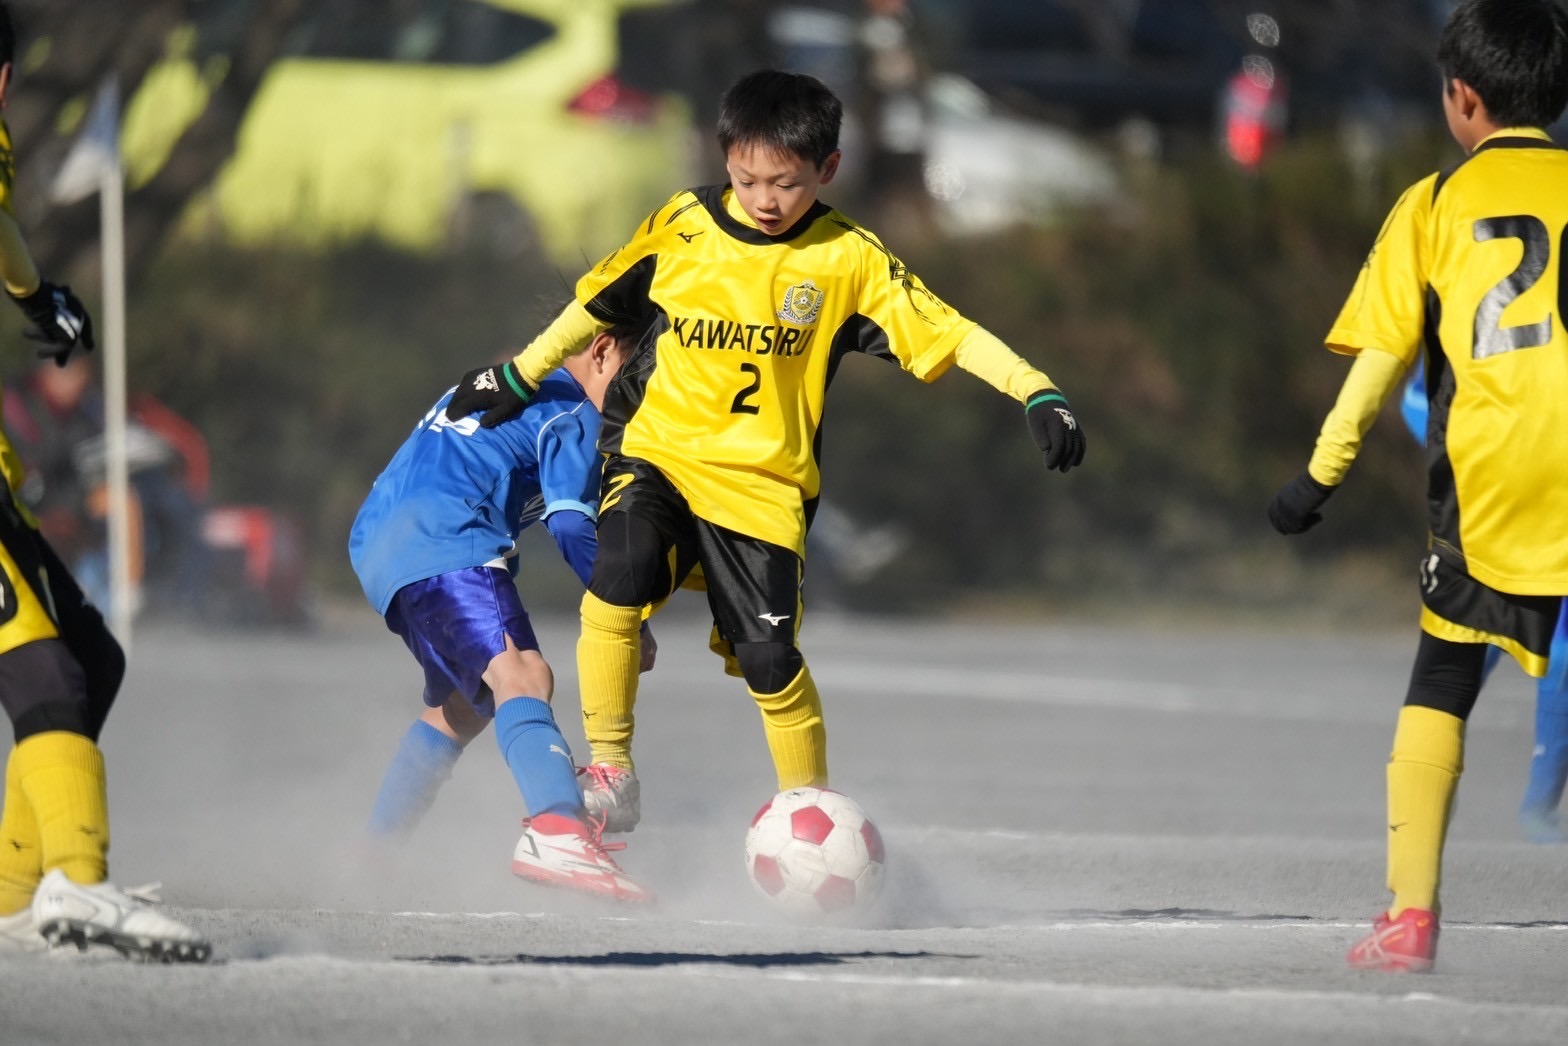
top-left (535, 398), bottom-right (604, 587)
top-left (545, 509), bottom-right (598, 588)
top-left (536, 407), bottom-right (603, 521)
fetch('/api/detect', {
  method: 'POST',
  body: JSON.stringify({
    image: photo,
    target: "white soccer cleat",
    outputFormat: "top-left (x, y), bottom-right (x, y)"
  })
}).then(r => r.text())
top-left (511, 813), bottom-right (654, 904)
top-left (578, 763), bottom-right (641, 834)
top-left (31, 869), bottom-right (212, 963)
top-left (0, 906), bottom-right (45, 954)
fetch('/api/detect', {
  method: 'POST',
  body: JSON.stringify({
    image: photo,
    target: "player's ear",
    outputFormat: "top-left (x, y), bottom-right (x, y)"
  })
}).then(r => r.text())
top-left (818, 150), bottom-right (841, 186)
top-left (1448, 77), bottom-right (1482, 119)
top-left (0, 63), bottom-right (12, 109)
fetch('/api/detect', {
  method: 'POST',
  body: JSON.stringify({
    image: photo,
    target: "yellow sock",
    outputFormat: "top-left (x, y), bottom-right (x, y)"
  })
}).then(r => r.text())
top-left (0, 746), bottom-right (42, 913)
top-left (751, 665), bottom-right (827, 790)
top-left (578, 592), bottom-right (644, 772)
top-left (13, 731), bottom-right (109, 886)
top-left (1386, 705), bottom-right (1464, 917)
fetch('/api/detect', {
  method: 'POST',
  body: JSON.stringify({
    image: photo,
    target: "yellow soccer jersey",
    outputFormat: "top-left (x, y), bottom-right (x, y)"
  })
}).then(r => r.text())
top-left (1326, 128), bottom-right (1568, 595)
top-left (575, 185), bottom-right (976, 553)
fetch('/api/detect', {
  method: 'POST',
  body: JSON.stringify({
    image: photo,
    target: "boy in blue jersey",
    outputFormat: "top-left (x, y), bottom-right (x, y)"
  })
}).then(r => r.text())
top-left (1401, 364), bottom-right (1568, 844)
top-left (350, 318), bottom-right (656, 904)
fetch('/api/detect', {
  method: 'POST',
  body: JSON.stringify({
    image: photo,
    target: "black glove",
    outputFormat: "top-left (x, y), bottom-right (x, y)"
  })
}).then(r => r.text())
top-left (1268, 472), bottom-right (1336, 534)
top-left (1024, 388), bottom-right (1086, 473)
top-left (444, 360), bottom-right (537, 427)
top-left (10, 281), bottom-right (94, 367)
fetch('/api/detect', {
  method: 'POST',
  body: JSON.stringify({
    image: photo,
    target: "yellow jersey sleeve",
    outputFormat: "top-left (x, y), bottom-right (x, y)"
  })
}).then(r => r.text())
top-left (1305, 346), bottom-right (1408, 486)
top-left (850, 232), bottom-right (974, 381)
top-left (510, 300), bottom-right (607, 388)
top-left (1325, 175), bottom-right (1436, 364)
top-left (953, 326), bottom-right (1054, 402)
top-left (0, 119), bottom-right (39, 297)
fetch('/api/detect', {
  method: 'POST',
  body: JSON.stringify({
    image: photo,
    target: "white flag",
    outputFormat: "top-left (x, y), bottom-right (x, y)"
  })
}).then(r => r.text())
top-left (50, 76), bottom-right (120, 205)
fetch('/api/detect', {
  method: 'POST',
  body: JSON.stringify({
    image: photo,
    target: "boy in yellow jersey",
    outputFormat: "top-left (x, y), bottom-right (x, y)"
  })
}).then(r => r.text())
top-left (0, 3), bottom-right (207, 959)
top-left (446, 69), bottom-right (1086, 832)
top-left (1269, 0), bottom-right (1568, 974)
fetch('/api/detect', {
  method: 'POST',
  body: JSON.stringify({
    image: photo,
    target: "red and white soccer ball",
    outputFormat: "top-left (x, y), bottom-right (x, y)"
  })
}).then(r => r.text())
top-left (744, 787), bottom-right (886, 918)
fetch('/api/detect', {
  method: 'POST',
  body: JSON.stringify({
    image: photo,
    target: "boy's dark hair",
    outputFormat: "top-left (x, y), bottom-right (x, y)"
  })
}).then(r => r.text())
top-left (716, 70), bottom-right (842, 168)
top-left (606, 310), bottom-right (657, 352)
top-left (1437, 0), bottom-right (1568, 127)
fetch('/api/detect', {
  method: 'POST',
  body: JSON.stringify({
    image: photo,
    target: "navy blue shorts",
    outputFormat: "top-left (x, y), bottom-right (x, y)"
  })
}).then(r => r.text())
top-left (384, 566), bottom-right (540, 717)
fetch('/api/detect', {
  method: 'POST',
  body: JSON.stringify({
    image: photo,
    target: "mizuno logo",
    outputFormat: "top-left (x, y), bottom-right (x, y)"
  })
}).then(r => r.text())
top-left (677, 230), bottom-right (704, 242)
top-left (758, 612), bottom-right (790, 626)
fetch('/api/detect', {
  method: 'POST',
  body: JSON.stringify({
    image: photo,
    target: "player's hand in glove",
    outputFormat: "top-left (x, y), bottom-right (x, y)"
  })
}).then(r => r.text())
top-left (1025, 389), bottom-right (1086, 473)
top-left (445, 359), bottom-right (537, 427)
top-left (1268, 472), bottom-right (1336, 534)
top-left (10, 281), bottom-right (94, 367)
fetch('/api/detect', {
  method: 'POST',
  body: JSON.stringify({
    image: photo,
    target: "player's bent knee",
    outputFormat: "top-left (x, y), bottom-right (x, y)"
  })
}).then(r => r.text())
top-left (734, 641), bottom-right (803, 695)
top-left (588, 513), bottom-right (670, 608)
top-left (435, 698), bottom-right (489, 744)
top-left (484, 647), bottom-right (554, 702)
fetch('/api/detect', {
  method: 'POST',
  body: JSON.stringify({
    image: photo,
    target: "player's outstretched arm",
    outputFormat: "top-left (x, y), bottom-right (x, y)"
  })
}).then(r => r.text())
top-left (1268, 347), bottom-right (1406, 535)
top-left (950, 326), bottom-right (1087, 474)
top-left (446, 302), bottom-right (610, 427)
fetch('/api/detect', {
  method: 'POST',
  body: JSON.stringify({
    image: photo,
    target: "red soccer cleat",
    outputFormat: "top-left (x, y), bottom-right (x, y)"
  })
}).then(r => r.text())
top-left (511, 813), bottom-right (654, 904)
top-left (1346, 908), bottom-right (1439, 972)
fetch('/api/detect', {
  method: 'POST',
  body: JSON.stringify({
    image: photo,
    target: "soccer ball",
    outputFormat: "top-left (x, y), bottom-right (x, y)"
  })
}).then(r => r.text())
top-left (744, 787), bottom-right (886, 918)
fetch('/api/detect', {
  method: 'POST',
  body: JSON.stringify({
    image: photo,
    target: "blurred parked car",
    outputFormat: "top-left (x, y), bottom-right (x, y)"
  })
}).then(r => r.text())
top-left (122, 0), bottom-right (695, 265)
top-left (920, 73), bottom-right (1116, 235)
top-left (912, 0), bottom-right (1242, 132)
top-left (768, 5), bottom-right (1116, 237)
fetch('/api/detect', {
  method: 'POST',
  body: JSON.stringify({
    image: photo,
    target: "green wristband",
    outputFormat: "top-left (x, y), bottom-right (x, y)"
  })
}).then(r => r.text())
top-left (1025, 391), bottom-right (1067, 411)
top-left (501, 362), bottom-right (532, 401)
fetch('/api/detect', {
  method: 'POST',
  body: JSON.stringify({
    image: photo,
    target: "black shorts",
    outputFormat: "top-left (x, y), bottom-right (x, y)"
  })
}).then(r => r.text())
top-left (1419, 547), bottom-right (1561, 677)
top-left (0, 486), bottom-right (123, 739)
top-left (591, 455), bottom-right (803, 647)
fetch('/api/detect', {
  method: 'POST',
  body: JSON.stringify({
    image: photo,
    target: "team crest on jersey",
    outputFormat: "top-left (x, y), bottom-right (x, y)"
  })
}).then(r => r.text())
top-left (777, 280), bottom-right (825, 326)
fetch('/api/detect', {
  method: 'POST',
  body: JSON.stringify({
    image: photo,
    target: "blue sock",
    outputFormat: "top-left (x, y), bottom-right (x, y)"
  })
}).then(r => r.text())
top-left (494, 697), bottom-right (582, 819)
top-left (1522, 609), bottom-right (1568, 818)
top-left (367, 720), bottom-right (464, 837)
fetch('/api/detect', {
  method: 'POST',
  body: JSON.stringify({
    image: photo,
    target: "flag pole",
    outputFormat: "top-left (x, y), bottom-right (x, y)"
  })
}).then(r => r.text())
top-left (48, 77), bottom-right (129, 644)
top-left (99, 80), bottom-right (131, 650)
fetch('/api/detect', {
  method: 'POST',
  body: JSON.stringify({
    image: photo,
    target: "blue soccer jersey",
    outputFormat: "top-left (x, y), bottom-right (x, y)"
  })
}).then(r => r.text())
top-left (350, 371), bottom-right (603, 613)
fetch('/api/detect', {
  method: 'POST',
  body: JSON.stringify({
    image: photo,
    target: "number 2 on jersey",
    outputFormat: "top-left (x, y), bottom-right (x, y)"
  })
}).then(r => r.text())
top-left (730, 362), bottom-right (762, 414)
top-left (1472, 216), bottom-right (1567, 359)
